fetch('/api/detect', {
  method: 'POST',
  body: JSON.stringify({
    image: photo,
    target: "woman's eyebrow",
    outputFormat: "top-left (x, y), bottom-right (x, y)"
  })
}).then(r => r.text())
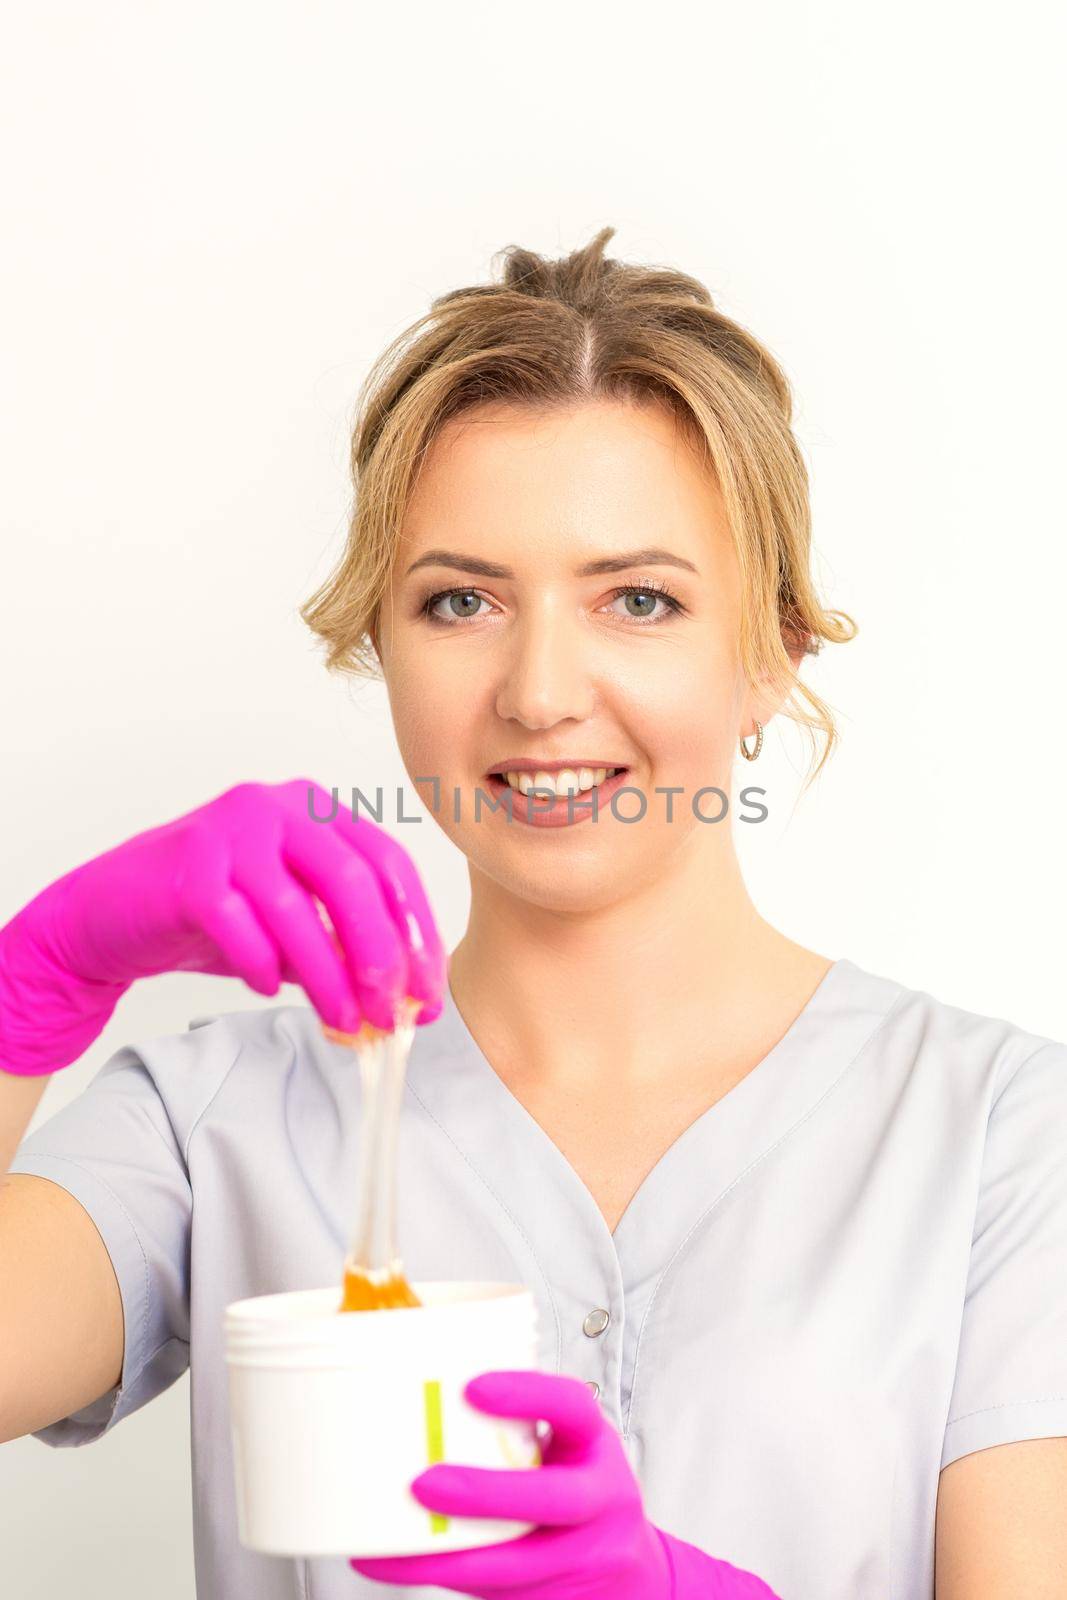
top-left (405, 546), bottom-right (699, 578)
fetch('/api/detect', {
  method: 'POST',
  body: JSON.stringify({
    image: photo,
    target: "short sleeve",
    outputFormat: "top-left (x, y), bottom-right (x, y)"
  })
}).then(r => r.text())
top-left (7, 1019), bottom-right (233, 1448)
top-left (941, 1039), bottom-right (1067, 1468)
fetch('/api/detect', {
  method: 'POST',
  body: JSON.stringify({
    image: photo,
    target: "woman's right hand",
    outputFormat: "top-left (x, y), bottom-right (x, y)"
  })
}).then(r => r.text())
top-left (0, 779), bottom-right (448, 1079)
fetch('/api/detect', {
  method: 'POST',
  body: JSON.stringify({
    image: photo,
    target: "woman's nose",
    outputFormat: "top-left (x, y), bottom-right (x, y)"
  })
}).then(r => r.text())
top-left (493, 603), bottom-right (597, 728)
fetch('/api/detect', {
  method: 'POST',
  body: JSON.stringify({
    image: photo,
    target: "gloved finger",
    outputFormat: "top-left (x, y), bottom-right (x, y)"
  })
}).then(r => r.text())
top-left (232, 859), bottom-right (362, 1034)
top-left (463, 1370), bottom-right (602, 1457)
top-left (198, 888), bottom-right (282, 996)
top-left (414, 992), bottom-right (445, 1024)
top-left (326, 801), bottom-right (448, 1010)
top-left (281, 814), bottom-right (408, 1030)
top-left (178, 829), bottom-right (282, 995)
top-left (410, 1456), bottom-right (611, 1526)
top-left (350, 1525), bottom-right (581, 1590)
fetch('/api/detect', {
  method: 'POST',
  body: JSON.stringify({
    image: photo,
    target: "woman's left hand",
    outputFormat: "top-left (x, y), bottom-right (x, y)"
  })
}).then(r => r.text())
top-left (349, 1369), bottom-right (780, 1597)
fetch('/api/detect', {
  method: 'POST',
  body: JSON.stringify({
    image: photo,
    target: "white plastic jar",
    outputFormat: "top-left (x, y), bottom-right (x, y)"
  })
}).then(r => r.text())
top-left (224, 1281), bottom-right (542, 1558)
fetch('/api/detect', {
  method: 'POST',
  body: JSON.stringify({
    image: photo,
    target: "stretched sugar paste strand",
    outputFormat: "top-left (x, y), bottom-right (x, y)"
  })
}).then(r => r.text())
top-left (324, 995), bottom-right (424, 1311)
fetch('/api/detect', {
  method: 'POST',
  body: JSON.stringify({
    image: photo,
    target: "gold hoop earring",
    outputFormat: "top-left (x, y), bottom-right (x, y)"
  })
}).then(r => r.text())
top-left (739, 721), bottom-right (763, 761)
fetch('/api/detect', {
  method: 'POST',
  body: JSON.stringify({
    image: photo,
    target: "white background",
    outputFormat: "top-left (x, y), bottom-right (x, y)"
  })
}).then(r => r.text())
top-left (1, 2), bottom-right (1064, 1594)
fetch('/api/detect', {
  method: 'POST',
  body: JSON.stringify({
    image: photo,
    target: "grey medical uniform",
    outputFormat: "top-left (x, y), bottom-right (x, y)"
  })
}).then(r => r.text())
top-left (9, 956), bottom-right (1067, 1599)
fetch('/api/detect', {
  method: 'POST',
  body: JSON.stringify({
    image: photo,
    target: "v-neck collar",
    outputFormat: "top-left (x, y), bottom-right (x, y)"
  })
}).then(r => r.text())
top-left (404, 957), bottom-right (904, 1269)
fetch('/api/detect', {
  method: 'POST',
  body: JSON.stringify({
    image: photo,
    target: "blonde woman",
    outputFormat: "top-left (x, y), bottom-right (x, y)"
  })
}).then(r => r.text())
top-left (2, 230), bottom-right (1065, 1600)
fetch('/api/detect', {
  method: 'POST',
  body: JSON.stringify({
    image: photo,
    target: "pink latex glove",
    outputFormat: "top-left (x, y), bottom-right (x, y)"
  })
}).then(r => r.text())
top-left (0, 778), bottom-right (447, 1077)
top-left (350, 1371), bottom-right (780, 1598)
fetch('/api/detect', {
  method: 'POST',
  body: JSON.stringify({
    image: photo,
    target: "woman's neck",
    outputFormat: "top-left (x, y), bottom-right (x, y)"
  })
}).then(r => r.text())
top-left (447, 828), bottom-right (829, 1095)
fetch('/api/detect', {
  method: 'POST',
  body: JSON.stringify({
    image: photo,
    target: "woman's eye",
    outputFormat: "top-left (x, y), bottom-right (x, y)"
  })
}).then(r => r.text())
top-left (604, 585), bottom-right (683, 624)
top-left (424, 588), bottom-right (492, 623)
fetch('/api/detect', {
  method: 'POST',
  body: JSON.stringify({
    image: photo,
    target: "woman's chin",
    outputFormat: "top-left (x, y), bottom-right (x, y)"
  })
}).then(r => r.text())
top-left (466, 844), bottom-right (657, 916)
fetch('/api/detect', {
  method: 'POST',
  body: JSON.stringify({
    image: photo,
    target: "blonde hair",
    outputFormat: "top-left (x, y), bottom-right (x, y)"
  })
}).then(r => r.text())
top-left (300, 226), bottom-right (857, 785)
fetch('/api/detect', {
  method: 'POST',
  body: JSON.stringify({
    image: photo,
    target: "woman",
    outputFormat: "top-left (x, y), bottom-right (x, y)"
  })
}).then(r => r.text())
top-left (2, 229), bottom-right (1065, 1600)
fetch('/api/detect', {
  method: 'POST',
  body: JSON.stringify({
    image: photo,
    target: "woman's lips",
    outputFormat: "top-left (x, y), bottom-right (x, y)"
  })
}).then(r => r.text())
top-left (480, 768), bottom-right (633, 829)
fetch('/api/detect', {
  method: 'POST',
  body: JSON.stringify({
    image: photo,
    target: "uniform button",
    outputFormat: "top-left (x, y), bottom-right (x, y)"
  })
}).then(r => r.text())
top-left (583, 1308), bottom-right (610, 1338)
top-left (585, 1380), bottom-right (601, 1398)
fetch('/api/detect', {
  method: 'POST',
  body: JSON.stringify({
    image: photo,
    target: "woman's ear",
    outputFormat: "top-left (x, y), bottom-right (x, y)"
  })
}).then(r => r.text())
top-left (743, 628), bottom-right (811, 729)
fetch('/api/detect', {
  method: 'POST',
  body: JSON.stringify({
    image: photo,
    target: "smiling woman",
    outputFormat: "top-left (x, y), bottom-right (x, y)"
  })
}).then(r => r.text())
top-left (298, 240), bottom-right (858, 932)
top-left (4, 229), bottom-right (1067, 1600)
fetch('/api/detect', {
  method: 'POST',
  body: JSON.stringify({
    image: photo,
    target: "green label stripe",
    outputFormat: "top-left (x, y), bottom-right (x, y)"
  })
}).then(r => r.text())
top-left (422, 1380), bottom-right (449, 1534)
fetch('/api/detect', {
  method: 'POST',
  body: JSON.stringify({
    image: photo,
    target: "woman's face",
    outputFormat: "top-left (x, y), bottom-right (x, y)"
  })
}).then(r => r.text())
top-left (375, 398), bottom-right (769, 913)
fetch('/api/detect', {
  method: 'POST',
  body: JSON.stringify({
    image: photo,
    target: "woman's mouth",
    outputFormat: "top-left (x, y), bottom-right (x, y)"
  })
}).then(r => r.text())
top-left (481, 765), bottom-right (633, 829)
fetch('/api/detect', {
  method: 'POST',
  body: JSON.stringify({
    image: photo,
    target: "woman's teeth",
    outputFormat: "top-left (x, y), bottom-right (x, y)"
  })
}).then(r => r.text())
top-left (501, 767), bottom-right (620, 797)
